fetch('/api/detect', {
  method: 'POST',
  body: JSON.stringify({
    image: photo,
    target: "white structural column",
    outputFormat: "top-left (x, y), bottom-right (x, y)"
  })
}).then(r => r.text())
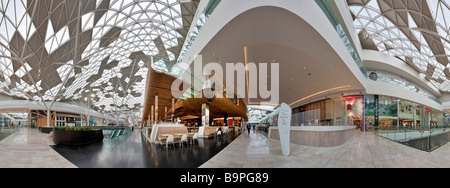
top-left (164, 106), bottom-right (167, 122)
top-left (202, 103), bottom-right (210, 126)
top-left (155, 95), bottom-right (158, 124)
top-left (151, 105), bottom-right (154, 124)
top-left (172, 98), bottom-right (175, 122)
top-left (47, 109), bottom-right (51, 127)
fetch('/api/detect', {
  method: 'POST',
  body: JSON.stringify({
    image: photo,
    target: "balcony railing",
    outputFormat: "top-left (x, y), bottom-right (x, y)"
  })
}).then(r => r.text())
top-left (374, 126), bottom-right (450, 152)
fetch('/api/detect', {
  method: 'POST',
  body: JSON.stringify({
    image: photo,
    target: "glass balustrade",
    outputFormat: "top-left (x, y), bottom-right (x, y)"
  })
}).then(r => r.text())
top-left (315, 0), bottom-right (367, 78)
top-left (374, 126), bottom-right (450, 152)
top-left (96, 126), bottom-right (132, 138)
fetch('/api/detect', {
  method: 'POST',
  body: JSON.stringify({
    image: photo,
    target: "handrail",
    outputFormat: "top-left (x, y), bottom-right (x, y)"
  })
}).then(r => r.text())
top-left (174, 0), bottom-right (222, 74)
top-left (314, 0), bottom-right (367, 78)
top-left (374, 126), bottom-right (450, 131)
top-left (373, 126), bottom-right (450, 152)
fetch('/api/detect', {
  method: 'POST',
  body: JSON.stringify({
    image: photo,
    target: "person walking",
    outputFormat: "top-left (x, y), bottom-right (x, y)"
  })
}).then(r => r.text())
top-left (247, 123), bottom-right (251, 135)
top-left (217, 127), bottom-right (223, 140)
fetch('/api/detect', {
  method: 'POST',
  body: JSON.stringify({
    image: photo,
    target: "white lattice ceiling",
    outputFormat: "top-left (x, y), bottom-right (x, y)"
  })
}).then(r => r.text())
top-left (348, 0), bottom-right (450, 92)
top-left (0, 0), bottom-right (199, 114)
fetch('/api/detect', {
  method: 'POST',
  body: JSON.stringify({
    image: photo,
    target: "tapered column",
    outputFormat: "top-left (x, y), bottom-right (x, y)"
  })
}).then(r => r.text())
top-left (202, 103), bottom-right (210, 127)
top-left (164, 106), bottom-right (167, 122)
top-left (27, 110), bottom-right (31, 128)
top-left (47, 109), bottom-right (50, 127)
top-left (172, 98), bottom-right (175, 122)
top-left (151, 105), bottom-right (154, 124)
top-left (155, 95), bottom-right (158, 124)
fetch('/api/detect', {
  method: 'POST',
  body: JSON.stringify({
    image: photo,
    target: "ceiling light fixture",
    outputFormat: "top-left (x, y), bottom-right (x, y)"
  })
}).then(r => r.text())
top-left (289, 85), bottom-right (352, 106)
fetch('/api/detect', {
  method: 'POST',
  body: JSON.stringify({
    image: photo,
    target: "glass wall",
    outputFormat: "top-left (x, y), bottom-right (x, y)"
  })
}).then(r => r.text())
top-left (343, 96), bottom-right (363, 128)
top-left (291, 97), bottom-right (349, 127)
top-left (0, 116), bottom-right (12, 127)
top-left (292, 94), bottom-right (445, 130)
top-left (365, 94), bottom-right (443, 130)
top-left (444, 114), bottom-right (450, 126)
top-left (369, 96), bottom-right (448, 152)
top-left (290, 94), bottom-right (449, 151)
top-left (292, 101), bottom-right (323, 126)
top-left (398, 100), bottom-right (420, 127)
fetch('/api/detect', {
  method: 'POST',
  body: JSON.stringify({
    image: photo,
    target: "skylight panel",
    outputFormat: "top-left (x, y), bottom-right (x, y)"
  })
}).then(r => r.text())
top-left (46, 20), bottom-right (55, 42)
top-left (55, 26), bottom-right (69, 44)
top-left (130, 12), bottom-right (142, 21)
top-left (15, 68), bottom-right (26, 78)
top-left (408, 13), bottom-right (418, 28)
top-left (82, 12), bottom-right (95, 32)
top-left (168, 50), bottom-right (175, 61)
top-left (122, 3), bottom-right (135, 15)
top-left (139, 2), bottom-right (152, 10)
top-left (359, 8), bottom-right (370, 19)
top-left (17, 13), bottom-right (36, 40)
top-left (47, 25), bottom-right (70, 51)
top-left (163, 8), bottom-right (171, 17)
top-left (0, 18), bottom-right (13, 42)
top-left (358, 17), bottom-right (370, 27)
top-left (0, 0), bottom-right (192, 114)
top-left (110, 0), bottom-right (123, 10)
top-left (148, 2), bottom-right (158, 11)
top-left (155, 2), bottom-right (166, 11)
top-left (57, 61), bottom-right (74, 80)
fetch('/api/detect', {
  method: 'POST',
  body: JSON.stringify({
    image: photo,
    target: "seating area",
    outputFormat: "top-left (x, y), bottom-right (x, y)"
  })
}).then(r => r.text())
top-left (201, 126), bottom-right (231, 138)
top-left (148, 124), bottom-right (234, 149)
top-left (160, 132), bottom-right (199, 148)
top-left (149, 125), bottom-right (198, 148)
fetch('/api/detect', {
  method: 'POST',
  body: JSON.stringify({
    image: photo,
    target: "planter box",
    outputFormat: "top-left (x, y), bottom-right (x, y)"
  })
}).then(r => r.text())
top-left (53, 130), bottom-right (103, 146)
top-left (39, 127), bottom-right (54, 134)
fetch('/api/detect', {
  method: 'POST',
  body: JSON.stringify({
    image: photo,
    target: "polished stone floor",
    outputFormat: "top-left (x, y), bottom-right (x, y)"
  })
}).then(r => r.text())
top-left (0, 128), bottom-right (17, 141)
top-left (0, 127), bottom-right (76, 168)
top-left (51, 128), bottom-right (240, 168)
top-left (200, 129), bottom-right (450, 168)
top-left (6, 127), bottom-right (450, 168)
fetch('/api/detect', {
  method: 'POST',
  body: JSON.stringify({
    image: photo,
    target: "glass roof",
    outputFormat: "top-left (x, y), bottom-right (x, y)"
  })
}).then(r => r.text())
top-left (247, 105), bottom-right (277, 124)
top-left (0, 0), bottom-right (198, 115)
top-left (348, 0), bottom-right (450, 91)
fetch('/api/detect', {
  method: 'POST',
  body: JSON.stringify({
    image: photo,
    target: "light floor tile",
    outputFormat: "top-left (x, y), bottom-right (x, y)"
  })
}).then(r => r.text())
top-left (200, 130), bottom-right (450, 168)
top-left (0, 128), bottom-right (77, 168)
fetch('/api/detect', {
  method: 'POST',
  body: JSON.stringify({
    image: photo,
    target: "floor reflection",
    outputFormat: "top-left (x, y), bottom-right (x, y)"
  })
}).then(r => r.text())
top-left (51, 129), bottom-right (240, 168)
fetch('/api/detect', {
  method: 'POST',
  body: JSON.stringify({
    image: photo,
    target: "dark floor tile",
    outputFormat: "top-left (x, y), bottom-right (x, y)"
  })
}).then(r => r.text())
top-left (50, 129), bottom-right (240, 168)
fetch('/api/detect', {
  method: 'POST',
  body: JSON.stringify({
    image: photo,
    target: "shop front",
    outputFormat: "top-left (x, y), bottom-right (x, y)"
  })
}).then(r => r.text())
top-left (290, 94), bottom-right (444, 131)
top-left (364, 95), bottom-right (443, 130)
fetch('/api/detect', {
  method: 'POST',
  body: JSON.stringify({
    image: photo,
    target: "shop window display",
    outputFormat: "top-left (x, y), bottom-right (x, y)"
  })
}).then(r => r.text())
top-left (291, 97), bottom-right (345, 126)
top-left (343, 96), bottom-right (363, 129)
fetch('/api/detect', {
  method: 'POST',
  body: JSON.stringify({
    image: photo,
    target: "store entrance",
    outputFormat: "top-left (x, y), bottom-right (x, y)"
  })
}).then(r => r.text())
top-left (399, 119), bottom-right (413, 127)
top-left (379, 117), bottom-right (398, 129)
top-left (30, 119), bottom-right (37, 128)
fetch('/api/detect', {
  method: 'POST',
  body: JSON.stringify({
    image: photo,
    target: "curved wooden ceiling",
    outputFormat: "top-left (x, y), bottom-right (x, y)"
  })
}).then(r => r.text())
top-left (141, 67), bottom-right (248, 124)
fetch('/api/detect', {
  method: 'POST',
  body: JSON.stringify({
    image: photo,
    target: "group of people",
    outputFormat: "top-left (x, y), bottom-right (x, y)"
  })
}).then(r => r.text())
top-left (246, 123), bottom-right (256, 134)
